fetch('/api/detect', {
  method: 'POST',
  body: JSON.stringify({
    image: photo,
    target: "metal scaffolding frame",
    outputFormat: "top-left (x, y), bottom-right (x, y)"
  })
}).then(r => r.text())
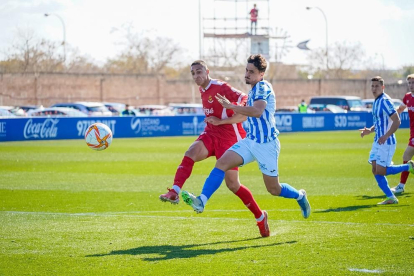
top-left (201, 0), bottom-right (275, 66)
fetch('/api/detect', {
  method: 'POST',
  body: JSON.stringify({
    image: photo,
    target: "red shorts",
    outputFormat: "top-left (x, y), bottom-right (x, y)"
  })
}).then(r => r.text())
top-left (196, 132), bottom-right (239, 171)
top-left (408, 136), bottom-right (414, 147)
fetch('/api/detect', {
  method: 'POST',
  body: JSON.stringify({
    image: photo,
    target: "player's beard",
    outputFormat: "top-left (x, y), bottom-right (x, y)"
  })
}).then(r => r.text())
top-left (245, 78), bottom-right (251, 84)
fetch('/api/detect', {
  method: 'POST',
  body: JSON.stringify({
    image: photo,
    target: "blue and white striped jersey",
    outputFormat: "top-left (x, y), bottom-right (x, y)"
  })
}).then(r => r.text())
top-left (372, 92), bottom-right (397, 145)
top-left (246, 80), bottom-right (279, 143)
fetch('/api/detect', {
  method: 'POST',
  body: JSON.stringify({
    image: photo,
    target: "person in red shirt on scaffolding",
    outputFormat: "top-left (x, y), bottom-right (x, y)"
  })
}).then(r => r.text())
top-left (249, 4), bottom-right (258, 35)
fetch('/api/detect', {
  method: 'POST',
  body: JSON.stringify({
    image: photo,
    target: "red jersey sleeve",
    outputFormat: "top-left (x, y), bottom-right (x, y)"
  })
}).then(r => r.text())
top-left (403, 93), bottom-right (410, 105)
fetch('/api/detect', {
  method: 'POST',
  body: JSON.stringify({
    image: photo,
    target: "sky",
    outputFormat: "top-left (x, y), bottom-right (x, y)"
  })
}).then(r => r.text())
top-left (0, 0), bottom-right (413, 70)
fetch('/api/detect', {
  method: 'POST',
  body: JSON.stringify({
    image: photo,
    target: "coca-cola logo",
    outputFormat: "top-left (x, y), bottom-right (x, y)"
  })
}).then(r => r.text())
top-left (23, 118), bottom-right (59, 139)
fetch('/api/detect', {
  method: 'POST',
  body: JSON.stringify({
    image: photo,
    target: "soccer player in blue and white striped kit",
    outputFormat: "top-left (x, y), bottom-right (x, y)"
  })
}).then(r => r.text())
top-left (182, 54), bottom-right (310, 237)
top-left (360, 76), bottom-right (414, 204)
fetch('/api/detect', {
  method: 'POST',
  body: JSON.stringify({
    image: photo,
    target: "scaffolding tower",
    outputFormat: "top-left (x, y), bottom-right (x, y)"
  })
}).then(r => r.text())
top-left (202, 0), bottom-right (284, 67)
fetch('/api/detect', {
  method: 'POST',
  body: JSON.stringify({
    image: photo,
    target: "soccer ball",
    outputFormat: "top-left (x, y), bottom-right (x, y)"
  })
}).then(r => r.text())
top-left (85, 123), bottom-right (113, 151)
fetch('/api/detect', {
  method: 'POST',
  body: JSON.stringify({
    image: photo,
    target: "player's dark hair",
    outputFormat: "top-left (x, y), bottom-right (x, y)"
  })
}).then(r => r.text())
top-left (407, 74), bottom-right (414, 81)
top-left (247, 54), bottom-right (267, 73)
top-left (371, 76), bottom-right (384, 86)
top-left (191, 60), bottom-right (208, 70)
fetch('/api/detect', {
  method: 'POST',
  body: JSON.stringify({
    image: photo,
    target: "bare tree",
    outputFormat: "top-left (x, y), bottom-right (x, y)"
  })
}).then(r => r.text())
top-left (105, 23), bottom-right (183, 74)
top-left (0, 28), bottom-right (63, 73)
top-left (66, 54), bottom-right (101, 73)
top-left (307, 41), bottom-right (366, 79)
top-left (203, 39), bottom-right (249, 68)
top-left (147, 36), bottom-right (181, 74)
top-left (0, 28), bottom-right (100, 73)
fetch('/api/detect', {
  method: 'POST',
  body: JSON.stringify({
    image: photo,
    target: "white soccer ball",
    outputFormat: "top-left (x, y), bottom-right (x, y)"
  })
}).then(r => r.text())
top-left (84, 123), bottom-right (113, 151)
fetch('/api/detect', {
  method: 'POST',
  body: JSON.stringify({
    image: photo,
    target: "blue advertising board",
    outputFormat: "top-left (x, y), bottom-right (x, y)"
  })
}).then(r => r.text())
top-left (0, 112), bottom-right (409, 142)
top-left (274, 112), bottom-right (408, 132)
top-left (0, 116), bottom-right (207, 142)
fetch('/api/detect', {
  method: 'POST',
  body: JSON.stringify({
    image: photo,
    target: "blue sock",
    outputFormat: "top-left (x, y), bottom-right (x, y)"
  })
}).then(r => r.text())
top-left (386, 164), bottom-right (409, 175)
top-left (374, 175), bottom-right (393, 197)
top-left (201, 168), bottom-right (225, 200)
top-left (279, 183), bottom-right (300, 199)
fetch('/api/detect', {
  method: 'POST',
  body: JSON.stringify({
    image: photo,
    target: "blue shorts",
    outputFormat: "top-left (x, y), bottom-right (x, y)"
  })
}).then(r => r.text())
top-left (368, 142), bottom-right (396, 167)
top-left (229, 137), bottom-right (280, 177)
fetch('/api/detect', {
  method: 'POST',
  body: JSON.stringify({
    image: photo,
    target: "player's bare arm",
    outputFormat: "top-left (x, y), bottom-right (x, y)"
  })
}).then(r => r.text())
top-left (204, 113), bottom-right (247, 126)
top-left (215, 94), bottom-right (266, 118)
top-left (397, 104), bottom-right (406, 114)
top-left (359, 126), bottom-right (374, 138)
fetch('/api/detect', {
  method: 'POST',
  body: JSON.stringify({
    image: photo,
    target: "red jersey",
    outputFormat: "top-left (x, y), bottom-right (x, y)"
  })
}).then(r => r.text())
top-left (402, 92), bottom-right (414, 136)
top-left (200, 79), bottom-right (247, 141)
top-left (250, 8), bottom-right (258, 22)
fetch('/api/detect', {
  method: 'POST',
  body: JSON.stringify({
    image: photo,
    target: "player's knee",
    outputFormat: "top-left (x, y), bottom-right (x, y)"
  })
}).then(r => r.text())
top-left (184, 151), bottom-right (195, 160)
top-left (225, 180), bottom-right (240, 193)
top-left (266, 186), bottom-right (281, 196)
top-left (184, 148), bottom-right (205, 161)
top-left (216, 159), bottom-right (229, 170)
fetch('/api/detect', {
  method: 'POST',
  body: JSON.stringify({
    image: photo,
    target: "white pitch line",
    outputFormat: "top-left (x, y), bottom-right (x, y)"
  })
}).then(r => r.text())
top-left (2, 211), bottom-right (413, 227)
top-left (348, 268), bottom-right (383, 273)
top-left (0, 207), bottom-right (402, 215)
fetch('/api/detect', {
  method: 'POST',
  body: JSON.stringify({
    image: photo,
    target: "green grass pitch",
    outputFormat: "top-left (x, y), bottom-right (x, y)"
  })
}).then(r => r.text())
top-left (1, 130), bottom-right (413, 275)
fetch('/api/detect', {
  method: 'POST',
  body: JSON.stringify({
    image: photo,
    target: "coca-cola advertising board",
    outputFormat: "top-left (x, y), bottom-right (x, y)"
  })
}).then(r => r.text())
top-left (0, 116), bottom-right (207, 142)
top-left (0, 112), bottom-right (408, 142)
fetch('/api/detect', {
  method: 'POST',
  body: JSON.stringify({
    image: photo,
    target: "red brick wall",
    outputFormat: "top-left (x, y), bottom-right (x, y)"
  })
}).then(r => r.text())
top-left (0, 73), bottom-right (409, 108)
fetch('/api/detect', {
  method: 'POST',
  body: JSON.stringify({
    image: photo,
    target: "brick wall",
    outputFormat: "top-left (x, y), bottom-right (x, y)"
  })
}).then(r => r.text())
top-left (0, 73), bottom-right (409, 107)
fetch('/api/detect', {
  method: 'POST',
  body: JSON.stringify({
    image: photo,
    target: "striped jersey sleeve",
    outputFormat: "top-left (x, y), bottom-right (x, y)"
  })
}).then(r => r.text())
top-left (372, 93), bottom-right (397, 145)
top-left (246, 80), bottom-right (279, 143)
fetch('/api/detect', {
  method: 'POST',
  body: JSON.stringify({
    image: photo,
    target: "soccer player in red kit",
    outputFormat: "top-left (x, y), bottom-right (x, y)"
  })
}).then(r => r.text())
top-left (160, 60), bottom-right (269, 237)
top-left (392, 74), bottom-right (414, 194)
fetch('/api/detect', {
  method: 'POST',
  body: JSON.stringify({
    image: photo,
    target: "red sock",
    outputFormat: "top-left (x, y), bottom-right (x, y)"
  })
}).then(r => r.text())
top-left (400, 160), bottom-right (409, 184)
top-left (173, 156), bottom-right (195, 188)
top-left (235, 184), bottom-right (263, 219)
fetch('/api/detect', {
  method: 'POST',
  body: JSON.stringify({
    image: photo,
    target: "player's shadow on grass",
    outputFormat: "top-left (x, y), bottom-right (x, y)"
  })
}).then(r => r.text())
top-left (316, 194), bottom-right (412, 213)
top-left (357, 193), bottom-right (412, 200)
top-left (87, 237), bottom-right (297, 261)
top-left (314, 205), bottom-right (375, 213)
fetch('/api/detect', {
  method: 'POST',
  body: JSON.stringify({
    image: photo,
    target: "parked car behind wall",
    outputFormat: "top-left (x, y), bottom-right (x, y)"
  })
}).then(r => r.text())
top-left (168, 103), bottom-right (204, 115)
top-left (51, 102), bottom-right (112, 116)
top-left (27, 107), bottom-right (88, 117)
top-left (362, 99), bottom-right (406, 112)
top-left (309, 96), bottom-right (367, 112)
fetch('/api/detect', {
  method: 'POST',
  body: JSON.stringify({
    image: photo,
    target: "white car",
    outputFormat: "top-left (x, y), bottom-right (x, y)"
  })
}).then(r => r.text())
top-left (27, 107), bottom-right (88, 117)
top-left (134, 105), bottom-right (174, 116)
top-left (103, 102), bottom-right (126, 116)
top-left (0, 108), bottom-right (17, 118)
top-left (0, 105), bottom-right (25, 116)
top-left (309, 96), bottom-right (367, 112)
top-left (362, 99), bottom-right (406, 112)
top-left (168, 103), bottom-right (204, 115)
top-left (51, 102), bottom-right (112, 116)
top-left (307, 104), bottom-right (347, 113)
